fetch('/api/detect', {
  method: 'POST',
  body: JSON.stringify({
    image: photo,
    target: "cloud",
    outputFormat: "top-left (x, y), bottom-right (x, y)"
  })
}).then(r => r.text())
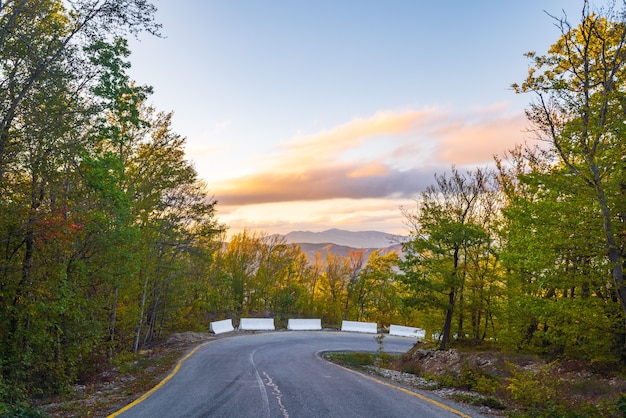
top-left (347, 162), bottom-right (389, 178)
top-left (213, 105), bottom-right (529, 206)
top-left (214, 164), bottom-right (433, 205)
top-left (219, 198), bottom-right (413, 237)
top-left (251, 109), bottom-right (437, 174)
top-left (434, 110), bottom-right (528, 164)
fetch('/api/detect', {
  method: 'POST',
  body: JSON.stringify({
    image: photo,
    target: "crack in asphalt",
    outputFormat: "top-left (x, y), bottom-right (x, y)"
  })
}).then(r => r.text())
top-left (263, 371), bottom-right (289, 418)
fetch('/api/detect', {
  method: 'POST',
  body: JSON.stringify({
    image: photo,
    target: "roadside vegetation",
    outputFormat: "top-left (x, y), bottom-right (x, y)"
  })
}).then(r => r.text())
top-left (325, 339), bottom-right (626, 417)
top-left (2, 1), bottom-right (626, 416)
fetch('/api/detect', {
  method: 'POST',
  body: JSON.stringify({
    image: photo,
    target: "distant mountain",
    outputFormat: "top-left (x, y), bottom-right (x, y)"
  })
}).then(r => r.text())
top-left (296, 242), bottom-right (404, 265)
top-left (283, 228), bottom-right (407, 249)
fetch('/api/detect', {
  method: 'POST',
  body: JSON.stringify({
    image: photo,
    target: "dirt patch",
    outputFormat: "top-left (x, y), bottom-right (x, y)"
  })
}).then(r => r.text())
top-left (404, 347), bottom-right (529, 378)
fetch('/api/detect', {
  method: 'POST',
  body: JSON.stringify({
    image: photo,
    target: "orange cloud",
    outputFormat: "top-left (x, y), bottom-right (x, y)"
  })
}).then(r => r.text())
top-left (212, 105), bottom-right (532, 207)
top-left (268, 109), bottom-right (437, 172)
top-left (434, 111), bottom-right (528, 164)
top-left (347, 162), bottom-right (389, 178)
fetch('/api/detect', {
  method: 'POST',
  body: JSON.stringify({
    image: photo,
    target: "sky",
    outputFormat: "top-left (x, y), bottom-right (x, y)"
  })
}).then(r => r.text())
top-left (127, 0), bottom-right (592, 237)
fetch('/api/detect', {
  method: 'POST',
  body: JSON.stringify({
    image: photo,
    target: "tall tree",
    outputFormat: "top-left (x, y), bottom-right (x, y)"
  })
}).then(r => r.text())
top-left (0, 0), bottom-right (162, 400)
top-left (400, 167), bottom-right (495, 350)
top-left (0, 0), bottom-right (159, 184)
top-left (512, 1), bottom-right (626, 339)
top-left (497, 145), bottom-right (620, 361)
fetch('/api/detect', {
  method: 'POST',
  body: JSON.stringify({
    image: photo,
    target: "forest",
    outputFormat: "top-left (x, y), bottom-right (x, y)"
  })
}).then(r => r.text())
top-left (1, 0), bottom-right (626, 412)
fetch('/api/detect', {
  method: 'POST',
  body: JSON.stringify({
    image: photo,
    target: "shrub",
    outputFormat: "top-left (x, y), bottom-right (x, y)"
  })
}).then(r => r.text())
top-left (457, 363), bottom-right (498, 392)
top-left (615, 394), bottom-right (626, 417)
top-left (449, 393), bottom-right (506, 410)
top-left (505, 362), bottom-right (558, 408)
top-left (399, 362), bottom-right (422, 376)
top-left (0, 405), bottom-right (47, 418)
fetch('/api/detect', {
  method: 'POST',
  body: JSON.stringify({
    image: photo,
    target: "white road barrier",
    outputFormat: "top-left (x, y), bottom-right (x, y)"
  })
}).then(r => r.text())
top-left (210, 319), bottom-right (235, 334)
top-left (239, 317), bottom-right (275, 331)
top-left (389, 325), bottom-right (426, 339)
top-left (287, 318), bottom-right (322, 330)
top-left (341, 320), bottom-right (378, 334)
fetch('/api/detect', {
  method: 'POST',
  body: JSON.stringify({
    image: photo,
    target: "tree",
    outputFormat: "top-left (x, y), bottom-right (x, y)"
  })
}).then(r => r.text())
top-left (219, 230), bottom-right (264, 314)
top-left (351, 251), bottom-right (402, 325)
top-left (0, 0), bottom-right (162, 400)
top-left (497, 145), bottom-right (620, 361)
top-left (343, 249), bottom-right (365, 318)
top-left (513, 1), bottom-right (626, 340)
top-left (318, 252), bottom-right (351, 325)
top-left (210, 231), bottom-right (310, 320)
top-left (0, 2), bottom-right (229, 402)
top-left (127, 108), bottom-right (222, 352)
top-left (0, 0), bottom-right (160, 184)
top-left (255, 235), bottom-right (307, 317)
top-left (400, 167), bottom-right (496, 350)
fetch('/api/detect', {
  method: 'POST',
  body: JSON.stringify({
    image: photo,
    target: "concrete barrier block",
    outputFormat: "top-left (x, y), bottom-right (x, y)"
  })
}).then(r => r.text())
top-left (239, 317), bottom-right (275, 331)
top-left (210, 319), bottom-right (235, 334)
top-left (389, 325), bottom-right (426, 339)
top-left (341, 320), bottom-right (377, 334)
top-left (288, 318), bottom-right (322, 330)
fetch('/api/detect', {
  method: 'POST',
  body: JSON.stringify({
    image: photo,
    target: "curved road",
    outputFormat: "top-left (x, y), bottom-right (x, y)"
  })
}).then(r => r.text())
top-left (112, 331), bottom-right (480, 417)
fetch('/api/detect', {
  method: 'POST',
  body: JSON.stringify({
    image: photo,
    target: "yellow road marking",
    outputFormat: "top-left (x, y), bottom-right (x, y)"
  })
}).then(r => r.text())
top-left (109, 340), bottom-right (470, 418)
top-left (107, 341), bottom-right (214, 417)
top-left (328, 360), bottom-right (472, 418)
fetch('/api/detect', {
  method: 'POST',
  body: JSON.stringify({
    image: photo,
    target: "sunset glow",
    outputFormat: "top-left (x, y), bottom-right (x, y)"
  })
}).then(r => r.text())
top-left (126, 1), bottom-right (567, 236)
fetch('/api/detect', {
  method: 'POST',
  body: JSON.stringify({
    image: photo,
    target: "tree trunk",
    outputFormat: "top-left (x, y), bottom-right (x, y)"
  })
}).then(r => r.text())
top-left (440, 289), bottom-right (455, 350)
top-left (440, 246), bottom-right (461, 350)
top-left (134, 269), bottom-right (149, 353)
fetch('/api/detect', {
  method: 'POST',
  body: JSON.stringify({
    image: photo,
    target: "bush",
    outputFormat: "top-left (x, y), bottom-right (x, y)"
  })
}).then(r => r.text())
top-left (399, 362), bottom-right (422, 376)
top-left (615, 394), bottom-right (626, 417)
top-left (506, 362), bottom-right (558, 408)
top-left (449, 393), bottom-right (506, 410)
top-left (457, 363), bottom-right (498, 393)
top-left (0, 405), bottom-right (47, 418)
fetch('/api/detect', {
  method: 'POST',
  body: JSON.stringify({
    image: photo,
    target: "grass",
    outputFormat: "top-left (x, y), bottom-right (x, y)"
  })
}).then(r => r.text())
top-left (323, 351), bottom-right (377, 370)
top-left (322, 351), bottom-right (401, 370)
top-left (448, 393), bottom-right (506, 410)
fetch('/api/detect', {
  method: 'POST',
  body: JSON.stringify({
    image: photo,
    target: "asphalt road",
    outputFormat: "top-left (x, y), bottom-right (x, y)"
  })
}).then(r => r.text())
top-left (112, 331), bottom-right (479, 418)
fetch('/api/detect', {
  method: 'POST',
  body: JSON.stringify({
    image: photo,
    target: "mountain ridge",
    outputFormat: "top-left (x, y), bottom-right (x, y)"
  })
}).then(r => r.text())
top-left (295, 242), bottom-right (404, 265)
top-left (282, 228), bottom-right (407, 249)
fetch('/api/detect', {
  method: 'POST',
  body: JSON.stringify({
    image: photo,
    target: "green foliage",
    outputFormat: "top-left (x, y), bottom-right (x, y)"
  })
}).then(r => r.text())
top-left (506, 362), bottom-right (558, 408)
top-left (0, 405), bottom-right (47, 418)
top-left (615, 394), bottom-right (626, 417)
top-left (323, 352), bottom-right (376, 369)
top-left (400, 167), bottom-right (502, 349)
top-left (506, 3), bottom-right (626, 362)
top-left (399, 362), bottom-right (422, 376)
top-left (0, 0), bottom-right (224, 405)
top-left (449, 393), bottom-right (506, 410)
top-left (347, 251), bottom-right (403, 325)
top-left (458, 364), bottom-right (499, 393)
